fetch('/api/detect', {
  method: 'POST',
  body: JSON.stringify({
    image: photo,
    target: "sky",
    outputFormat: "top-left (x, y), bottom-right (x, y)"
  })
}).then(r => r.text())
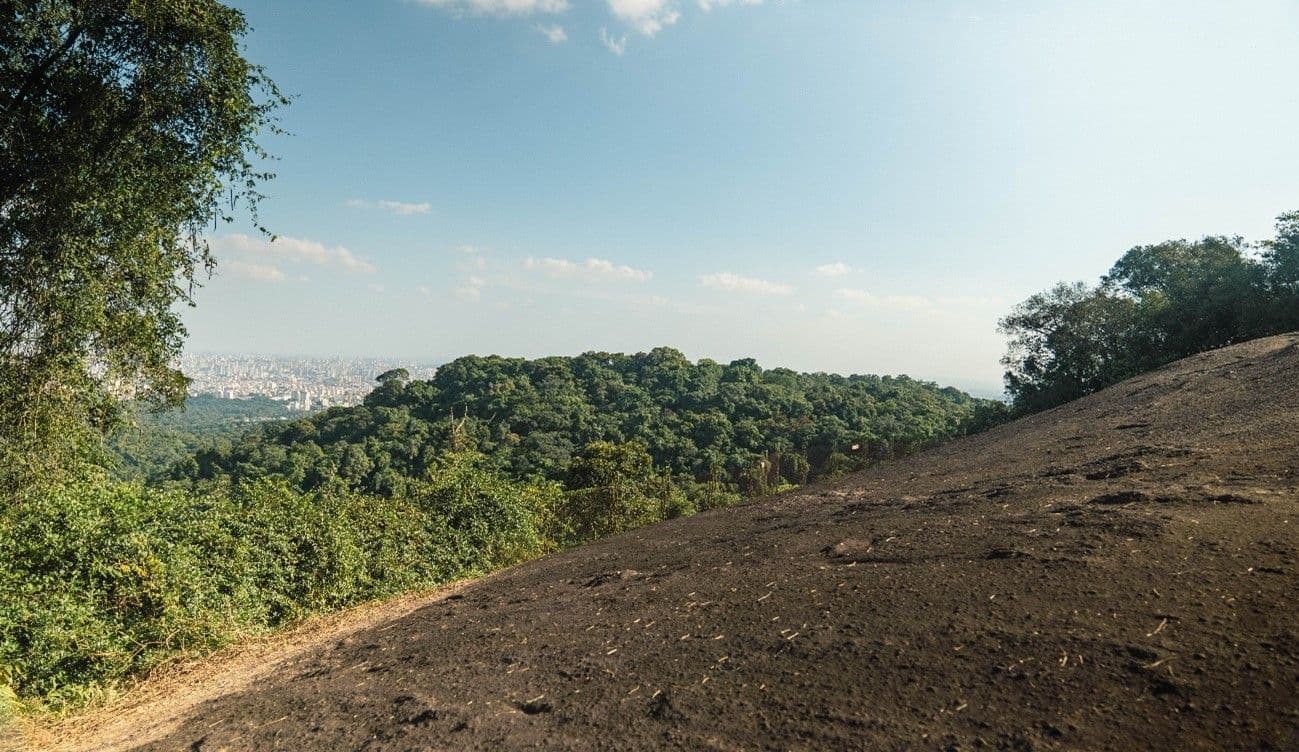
top-left (186, 0), bottom-right (1299, 396)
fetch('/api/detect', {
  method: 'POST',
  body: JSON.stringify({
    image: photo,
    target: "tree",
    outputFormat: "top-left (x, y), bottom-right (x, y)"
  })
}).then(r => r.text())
top-left (1261, 212), bottom-right (1299, 330)
top-left (1102, 236), bottom-right (1263, 357)
top-left (999, 213), bottom-right (1299, 414)
top-left (365, 369), bottom-right (412, 408)
top-left (999, 282), bottom-right (1144, 412)
top-left (562, 441), bottom-right (662, 543)
top-left (0, 1), bottom-right (284, 475)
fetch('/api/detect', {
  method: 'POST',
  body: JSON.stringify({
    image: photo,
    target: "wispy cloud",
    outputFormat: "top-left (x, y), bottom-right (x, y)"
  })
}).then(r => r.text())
top-left (213, 234), bottom-right (377, 276)
top-left (607, 0), bottom-right (680, 36)
top-left (699, 272), bottom-right (793, 295)
top-left (346, 198), bottom-right (431, 216)
top-left (523, 256), bottom-right (652, 281)
top-left (224, 259), bottom-right (287, 282)
top-left (833, 289), bottom-right (1009, 314)
top-left (416, 0), bottom-right (763, 52)
top-left (599, 27), bottom-right (628, 54)
top-left (813, 262), bottom-right (854, 277)
top-left (603, 0), bottom-right (762, 44)
top-left (411, 0), bottom-right (569, 16)
top-left (459, 254), bottom-right (488, 271)
top-left (536, 23), bottom-right (567, 43)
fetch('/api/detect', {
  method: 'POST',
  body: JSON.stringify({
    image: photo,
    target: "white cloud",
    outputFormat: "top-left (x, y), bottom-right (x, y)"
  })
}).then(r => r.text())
top-left (368, 283), bottom-right (386, 294)
top-left (599, 27), bottom-right (628, 55)
top-left (212, 233), bottom-right (377, 275)
top-left (224, 259), bottom-right (286, 282)
top-left (412, 0), bottom-right (569, 16)
top-left (813, 262), bottom-right (854, 277)
top-left (523, 256), bottom-right (652, 281)
top-left (833, 289), bottom-right (1006, 313)
top-left (417, 285), bottom-right (433, 297)
top-left (699, 272), bottom-right (793, 295)
top-left (379, 200), bottom-right (431, 216)
top-left (415, 0), bottom-right (762, 47)
top-left (607, 0), bottom-right (680, 36)
top-left (347, 198), bottom-right (431, 216)
top-left (536, 23), bottom-right (567, 43)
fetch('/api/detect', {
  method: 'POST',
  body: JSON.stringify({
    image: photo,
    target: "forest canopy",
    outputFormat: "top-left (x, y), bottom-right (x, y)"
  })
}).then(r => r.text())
top-left (164, 348), bottom-right (992, 504)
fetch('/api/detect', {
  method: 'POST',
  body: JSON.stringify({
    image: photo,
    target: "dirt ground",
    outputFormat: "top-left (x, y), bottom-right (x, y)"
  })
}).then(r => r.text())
top-left (31, 335), bottom-right (1299, 750)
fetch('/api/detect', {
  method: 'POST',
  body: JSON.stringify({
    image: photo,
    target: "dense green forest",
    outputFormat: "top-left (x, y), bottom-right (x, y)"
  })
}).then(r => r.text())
top-left (1000, 210), bottom-right (1299, 412)
top-left (163, 349), bottom-right (990, 503)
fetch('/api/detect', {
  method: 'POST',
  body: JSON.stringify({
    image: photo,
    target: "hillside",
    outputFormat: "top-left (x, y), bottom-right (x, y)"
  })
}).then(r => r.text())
top-left (166, 348), bottom-right (989, 501)
top-left (49, 335), bottom-right (1299, 750)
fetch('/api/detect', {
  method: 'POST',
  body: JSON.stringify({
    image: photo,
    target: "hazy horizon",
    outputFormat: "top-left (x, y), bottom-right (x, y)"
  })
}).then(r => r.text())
top-left (179, 347), bottom-right (1008, 400)
top-left (184, 0), bottom-right (1299, 396)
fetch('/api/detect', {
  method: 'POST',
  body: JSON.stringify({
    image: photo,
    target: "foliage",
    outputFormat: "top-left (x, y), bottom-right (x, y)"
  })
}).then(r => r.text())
top-left (1260, 211), bottom-right (1299, 331)
top-left (0, 0), bottom-right (284, 474)
top-left (0, 456), bottom-right (547, 710)
top-left (999, 282), bottom-right (1147, 413)
top-left (0, 349), bottom-right (986, 711)
top-left (553, 441), bottom-right (693, 546)
top-left (1000, 212), bottom-right (1299, 412)
top-left (164, 349), bottom-right (991, 505)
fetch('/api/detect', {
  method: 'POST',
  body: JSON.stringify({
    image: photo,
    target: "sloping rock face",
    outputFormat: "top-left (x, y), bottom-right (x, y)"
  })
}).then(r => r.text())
top-left (143, 335), bottom-right (1299, 751)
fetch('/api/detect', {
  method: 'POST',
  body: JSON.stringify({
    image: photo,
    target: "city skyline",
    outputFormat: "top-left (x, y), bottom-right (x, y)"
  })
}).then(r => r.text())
top-left (180, 353), bottom-right (438, 409)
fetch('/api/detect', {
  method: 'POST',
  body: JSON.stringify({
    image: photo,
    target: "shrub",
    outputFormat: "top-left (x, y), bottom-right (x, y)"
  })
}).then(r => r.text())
top-left (0, 455), bottom-right (548, 710)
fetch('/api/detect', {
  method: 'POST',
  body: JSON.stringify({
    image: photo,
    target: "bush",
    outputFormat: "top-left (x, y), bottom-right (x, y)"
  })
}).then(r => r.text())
top-left (406, 452), bottom-right (551, 573)
top-left (0, 447), bottom-right (736, 710)
top-left (0, 456), bottom-right (548, 710)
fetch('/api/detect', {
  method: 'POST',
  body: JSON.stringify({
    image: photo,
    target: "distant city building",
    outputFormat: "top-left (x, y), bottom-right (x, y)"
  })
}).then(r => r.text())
top-left (179, 354), bottom-right (437, 410)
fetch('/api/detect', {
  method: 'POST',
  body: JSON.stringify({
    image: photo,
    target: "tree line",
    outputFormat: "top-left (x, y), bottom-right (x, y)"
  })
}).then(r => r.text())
top-left (999, 211), bottom-right (1299, 413)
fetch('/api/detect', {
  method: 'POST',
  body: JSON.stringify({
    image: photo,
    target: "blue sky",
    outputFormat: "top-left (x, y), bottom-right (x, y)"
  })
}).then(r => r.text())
top-left (186, 0), bottom-right (1299, 395)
